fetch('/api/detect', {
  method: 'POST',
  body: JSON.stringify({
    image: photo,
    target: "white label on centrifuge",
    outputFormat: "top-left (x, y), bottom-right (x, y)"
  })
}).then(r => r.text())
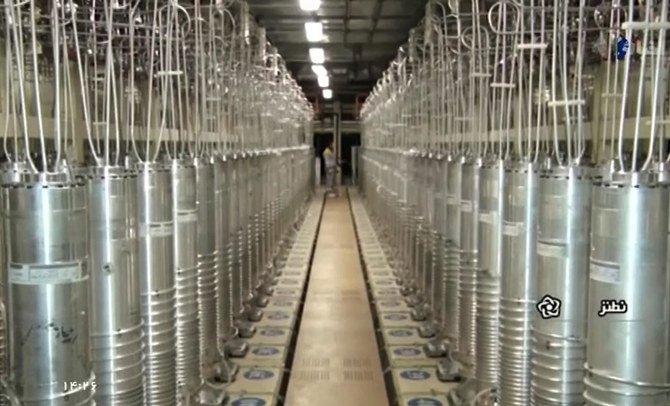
top-left (9, 263), bottom-right (85, 285)
top-left (461, 200), bottom-right (473, 213)
top-left (177, 210), bottom-right (198, 224)
top-left (537, 242), bottom-right (566, 258)
top-left (590, 262), bottom-right (620, 284)
top-left (140, 221), bottom-right (174, 238)
top-left (480, 211), bottom-right (498, 225)
top-left (503, 221), bottom-right (522, 237)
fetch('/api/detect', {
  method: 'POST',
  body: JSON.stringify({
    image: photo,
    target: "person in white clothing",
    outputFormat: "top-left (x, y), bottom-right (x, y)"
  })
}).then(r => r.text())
top-left (324, 141), bottom-right (337, 196)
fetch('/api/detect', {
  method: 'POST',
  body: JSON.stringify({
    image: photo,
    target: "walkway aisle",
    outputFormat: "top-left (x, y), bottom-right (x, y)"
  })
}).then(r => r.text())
top-left (285, 193), bottom-right (389, 406)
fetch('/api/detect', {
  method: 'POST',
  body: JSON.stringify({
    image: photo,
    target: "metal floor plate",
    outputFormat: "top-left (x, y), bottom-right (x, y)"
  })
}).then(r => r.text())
top-left (235, 345), bottom-right (289, 368)
top-left (398, 394), bottom-right (451, 406)
top-left (230, 198), bottom-right (322, 398)
top-left (265, 297), bottom-right (300, 313)
top-left (227, 394), bottom-right (277, 406)
top-left (379, 312), bottom-right (418, 328)
top-left (387, 345), bottom-right (440, 368)
top-left (227, 367), bottom-right (283, 394)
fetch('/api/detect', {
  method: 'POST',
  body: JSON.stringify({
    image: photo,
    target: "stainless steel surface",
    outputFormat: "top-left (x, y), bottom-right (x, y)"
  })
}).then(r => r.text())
top-left (171, 159), bottom-right (201, 400)
top-left (359, 1), bottom-right (670, 404)
top-left (475, 159), bottom-right (505, 393)
top-left (0, 300), bottom-right (6, 406)
top-left (196, 158), bottom-right (222, 378)
top-left (89, 166), bottom-right (144, 405)
top-left (428, 155), bottom-right (446, 335)
top-left (498, 162), bottom-right (539, 406)
top-left (0, 1), bottom-right (315, 404)
top-left (3, 175), bottom-right (93, 405)
top-left (458, 158), bottom-right (481, 375)
top-left (137, 163), bottom-right (176, 405)
top-left (585, 177), bottom-right (670, 405)
top-left (444, 158), bottom-right (463, 348)
top-left (532, 166), bottom-right (591, 405)
top-left (217, 156), bottom-right (235, 341)
top-left (231, 157), bottom-right (245, 322)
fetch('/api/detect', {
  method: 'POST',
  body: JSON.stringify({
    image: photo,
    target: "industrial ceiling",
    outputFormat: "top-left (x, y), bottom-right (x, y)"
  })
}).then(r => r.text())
top-left (247, 0), bottom-right (429, 120)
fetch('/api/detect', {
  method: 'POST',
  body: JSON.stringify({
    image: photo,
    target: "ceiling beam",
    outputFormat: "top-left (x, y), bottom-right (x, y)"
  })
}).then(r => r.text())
top-left (248, 0), bottom-right (429, 104)
top-left (264, 27), bottom-right (404, 35)
top-left (368, 0), bottom-right (386, 44)
top-left (270, 42), bottom-right (401, 51)
top-left (256, 15), bottom-right (413, 24)
top-left (275, 43), bottom-right (401, 63)
top-left (301, 85), bottom-right (376, 94)
top-left (344, 0), bottom-right (351, 45)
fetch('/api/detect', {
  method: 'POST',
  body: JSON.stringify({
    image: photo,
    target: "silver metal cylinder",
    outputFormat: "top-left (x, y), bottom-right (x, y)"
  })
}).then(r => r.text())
top-left (3, 174), bottom-right (94, 404)
top-left (240, 156), bottom-right (253, 309)
top-left (217, 156), bottom-right (234, 336)
top-left (419, 222), bottom-right (433, 311)
top-left (196, 157), bottom-right (220, 374)
top-left (444, 157), bottom-right (462, 346)
top-left (458, 158), bottom-right (480, 374)
top-left (433, 157), bottom-right (446, 236)
top-left (436, 156), bottom-right (449, 335)
top-left (171, 159), bottom-right (201, 398)
top-left (475, 159), bottom-right (505, 392)
top-left (137, 163), bottom-right (176, 405)
top-left (0, 300), bottom-right (5, 377)
top-left (0, 301), bottom-right (6, 406)
top-left (248, 156), bottom-right (261, 296)
top-left (429, 228), bottom-right (443, 325)
top-left (230, 157), bottom-right (244, 319)
top-left (88, 166), bottom-right (144, 405)
top-left (257, 155), bottom-right (268, 277)
top-left (532, 166), bottom-right (591, 405)
top-left (585, 175), bottom-right (670, 405)
top-left (243, 156), bottom-right (256, 305)
top-left (267, 153), bottom-right (278, 265)
top-left (498, 161), bottom-right (539, 406)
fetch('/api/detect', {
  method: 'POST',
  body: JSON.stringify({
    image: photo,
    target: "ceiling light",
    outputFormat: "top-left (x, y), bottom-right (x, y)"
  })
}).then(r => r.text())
top-left (311, 64), bottom-right (328, 77)
top-left (305, 22), bottom-right (323, 42)
top-left (323, 89), bottom-right (333, 99)
top-left (299, 0), bottom-right (321, 11)
top-left (309, 48), bottom-right (325, 64)
top-left (318, 75), bottom-right (330, 88)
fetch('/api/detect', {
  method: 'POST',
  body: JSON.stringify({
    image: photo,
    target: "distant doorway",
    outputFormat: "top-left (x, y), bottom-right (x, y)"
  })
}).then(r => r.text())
top-left (339, 133), bottom-right (361, 185)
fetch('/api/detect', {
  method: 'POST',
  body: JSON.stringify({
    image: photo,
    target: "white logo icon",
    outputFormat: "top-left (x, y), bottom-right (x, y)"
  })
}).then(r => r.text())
top-left (536, 294), bottom-right (561, 320)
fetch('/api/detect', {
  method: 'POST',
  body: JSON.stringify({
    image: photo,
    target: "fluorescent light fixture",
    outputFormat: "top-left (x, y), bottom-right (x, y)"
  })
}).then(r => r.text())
top-left (318, 75), bottom-right (330, 88)
top-left (305, 22), bottom-right (323, 42)
top-left (311, 64), bottom-right (328, 77)
top-left (309, 48), bottom-right (325, 64)
top-left (323, 89), bottom-right (333, 99)
top-left (299, 0), bottom-right (321, 11)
